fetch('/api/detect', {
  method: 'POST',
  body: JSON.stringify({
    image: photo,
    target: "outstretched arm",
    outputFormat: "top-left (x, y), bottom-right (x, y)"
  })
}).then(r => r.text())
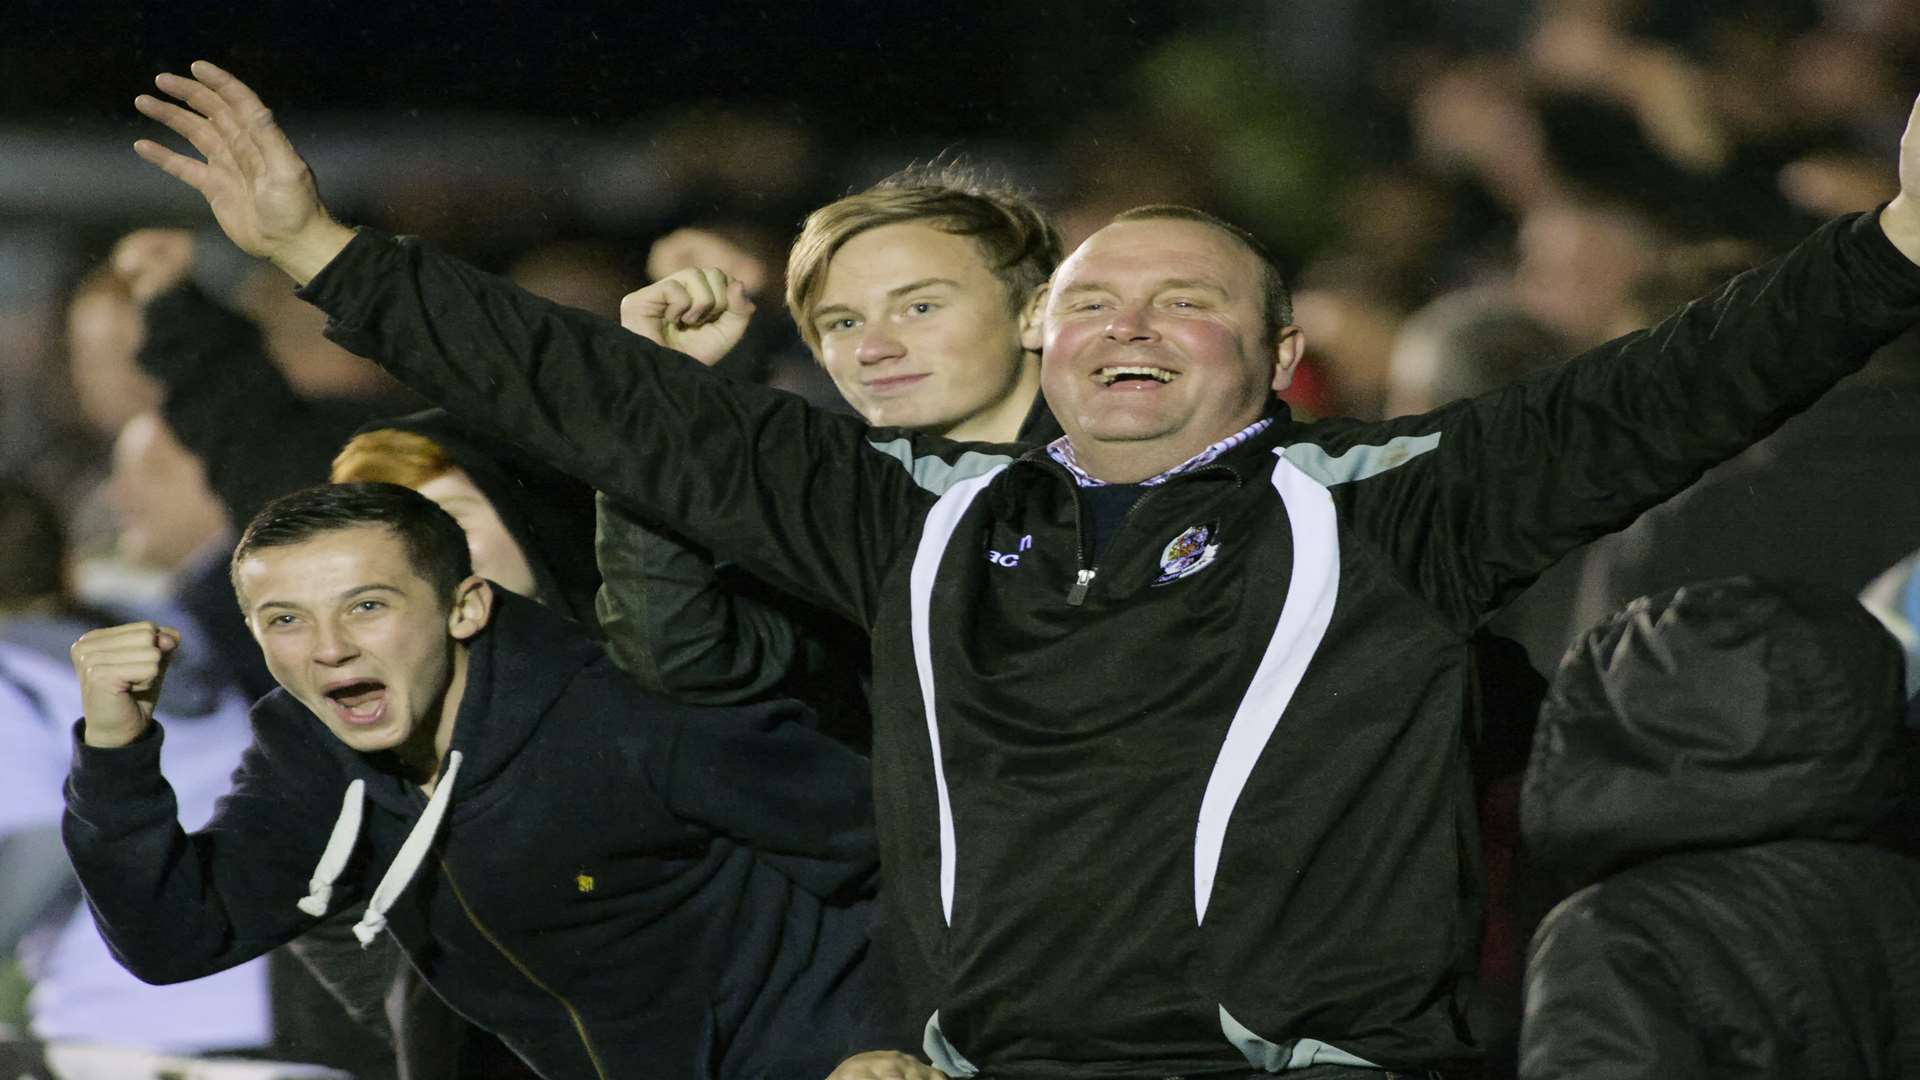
top-left (1350, 93), bottom-right (1920, 627)
top-left (133, 65), bottom-right (954, 631)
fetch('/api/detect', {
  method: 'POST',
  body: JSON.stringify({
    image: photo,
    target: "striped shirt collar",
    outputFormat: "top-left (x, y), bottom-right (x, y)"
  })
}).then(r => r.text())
top-left (1045, 417), bottom-right (1275, 488)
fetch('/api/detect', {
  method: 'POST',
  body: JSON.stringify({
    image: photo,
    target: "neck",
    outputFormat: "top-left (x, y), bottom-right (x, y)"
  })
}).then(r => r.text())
top-left (935, 354), bottom-right (1042, 443)
top-left (395, 645), bottom-right (468, 795)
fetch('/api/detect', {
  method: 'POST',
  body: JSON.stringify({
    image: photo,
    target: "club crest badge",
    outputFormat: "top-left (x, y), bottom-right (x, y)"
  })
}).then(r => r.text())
top-left (1154, 522), bottom-right (1219, 585)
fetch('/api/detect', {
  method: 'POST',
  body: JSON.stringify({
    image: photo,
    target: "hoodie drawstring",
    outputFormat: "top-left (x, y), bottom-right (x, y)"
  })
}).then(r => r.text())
top-left (296, 780), bottom-right (367, 917)
top-left (353, 750), bottom-right (465, 947)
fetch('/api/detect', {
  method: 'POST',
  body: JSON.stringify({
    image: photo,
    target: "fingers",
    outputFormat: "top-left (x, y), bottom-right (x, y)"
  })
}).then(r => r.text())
top-left (71, 623), bottom-right (180, 692)
top-left (132, 137), bottom-right (212, 193)
top-left (625, 267), bottom-right (740, 329)
top-left (189, 61), bottom-right (312, 183)
top-left (134, 92), bottom-right (225, 162)
top-left (154, 69), bottom-right (269, 183)
top-left (111, 229), bottom-right (196, 302)
top-left (726, 277), bottom-right (758, 317)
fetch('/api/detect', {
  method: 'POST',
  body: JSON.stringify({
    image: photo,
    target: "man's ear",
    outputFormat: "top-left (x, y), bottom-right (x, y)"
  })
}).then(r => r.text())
top-left (1019, 281), bottom-right (1050, 354)
top-left (1269, 325), bottom-right (1307, 394)
top-left (447, 577), bottom-right (494, 641)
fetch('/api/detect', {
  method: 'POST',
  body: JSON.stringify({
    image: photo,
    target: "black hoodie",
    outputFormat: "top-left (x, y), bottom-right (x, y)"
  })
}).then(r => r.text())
top-left (65, 589), bottom-right (881, 1079)
top-left (1519, 578), bottom-right (1920, 1079)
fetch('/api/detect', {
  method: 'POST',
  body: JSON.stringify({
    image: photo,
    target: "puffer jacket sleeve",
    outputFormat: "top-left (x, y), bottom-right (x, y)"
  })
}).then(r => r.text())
top-left (297, 231), bottom-right (938, 630)
top-left (1518, 889), bottom-right (1707, 1080)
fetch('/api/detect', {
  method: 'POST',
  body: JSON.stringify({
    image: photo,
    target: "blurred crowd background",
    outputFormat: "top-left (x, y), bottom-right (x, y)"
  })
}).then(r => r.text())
top-left (5, 0), bottom-right (1920, 1074)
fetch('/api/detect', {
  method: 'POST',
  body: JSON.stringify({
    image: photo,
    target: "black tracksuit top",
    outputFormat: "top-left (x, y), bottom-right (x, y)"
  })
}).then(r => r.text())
top-left (290, 211), bottom-right (1920, 1077)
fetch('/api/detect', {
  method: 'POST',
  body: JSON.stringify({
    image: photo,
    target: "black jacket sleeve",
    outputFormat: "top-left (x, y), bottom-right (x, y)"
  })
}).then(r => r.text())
top-left (593, 494), bottom-right (804, 703)
top-left (1344, 211), bottom-right (1920, 627)
top-left (61, 720), bottom-right (338, 983)
top-left (1519, 892), bottom-right (1708, 1080)
top-left (654, 700), bottom-right (878, 902)
top-left (297, 231), bottom-right (940, 629)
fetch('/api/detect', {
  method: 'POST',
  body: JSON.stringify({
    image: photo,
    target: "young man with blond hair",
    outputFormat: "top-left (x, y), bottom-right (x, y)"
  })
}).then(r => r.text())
top-left (135, 63), bottom-right (1920, 1078)
top-left (598, 165), bottom-right (1063, 717)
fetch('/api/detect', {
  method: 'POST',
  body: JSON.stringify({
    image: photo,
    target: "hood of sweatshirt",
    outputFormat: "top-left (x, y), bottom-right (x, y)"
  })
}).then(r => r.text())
top-left (355, 408), bottom-right (601, 630)
top-left (1522, 576), bottom-right (1912, 886)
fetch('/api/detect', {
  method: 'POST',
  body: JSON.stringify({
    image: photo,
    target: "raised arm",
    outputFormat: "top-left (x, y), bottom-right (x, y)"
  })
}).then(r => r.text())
top-left (1340, 95), bottom-right (1920, 627)
top-left (133, 62), bottom-right (353, 284)
top-left (133, 64), bottom-right (959, 628)
top-left (64, 622), bottom-right (337, 982)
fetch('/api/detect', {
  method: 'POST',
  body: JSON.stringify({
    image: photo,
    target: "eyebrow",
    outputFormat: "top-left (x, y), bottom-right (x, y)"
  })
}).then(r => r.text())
top-left (254, 582), bottom-right (405, 616)
top-left (1055, 277), bottom-right (1229, 298)
top-left (812, 277), bottom-right (964, 320)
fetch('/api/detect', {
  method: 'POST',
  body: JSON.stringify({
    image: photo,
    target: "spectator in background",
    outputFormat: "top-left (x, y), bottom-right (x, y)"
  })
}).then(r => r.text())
top-left (1383, 288), bottom-right (1567, 416)
top-left (1520, 577), bottom-right (1920, 1079)
top-left (0, 478), bottom-right (273, 1059)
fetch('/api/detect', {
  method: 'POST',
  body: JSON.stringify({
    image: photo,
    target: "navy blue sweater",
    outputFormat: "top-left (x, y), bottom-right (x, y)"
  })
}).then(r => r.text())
top-left (64, 589), bottom-right (882, 1079)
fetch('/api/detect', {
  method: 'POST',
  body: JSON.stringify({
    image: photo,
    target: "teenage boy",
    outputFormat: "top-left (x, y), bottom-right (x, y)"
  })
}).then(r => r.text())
top-left (64, 483), bottom-right (882, 1080)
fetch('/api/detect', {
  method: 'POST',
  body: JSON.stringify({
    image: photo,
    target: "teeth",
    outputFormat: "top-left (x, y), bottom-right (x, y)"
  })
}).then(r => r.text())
top-left (1096, 365), bottom-right (1177, 386)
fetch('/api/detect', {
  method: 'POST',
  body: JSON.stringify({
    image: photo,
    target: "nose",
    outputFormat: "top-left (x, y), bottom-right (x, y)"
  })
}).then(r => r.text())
top-left (854, 325), bottom-right (905, 366)
top-left (1103, 301), bottom-right (1159, 344)
top-left (311, 620), bottom-right (360, 667)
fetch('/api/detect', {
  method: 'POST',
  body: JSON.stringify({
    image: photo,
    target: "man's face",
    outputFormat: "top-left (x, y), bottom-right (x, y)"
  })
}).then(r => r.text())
top-left (1040, 218), bottom-right (1300, 482)
top-left (810, 222), bottom-right (1041, 440)
top-left (237, 525), bottom-right (485, 757)
top-left (414, 469), bottom-right (539, 600)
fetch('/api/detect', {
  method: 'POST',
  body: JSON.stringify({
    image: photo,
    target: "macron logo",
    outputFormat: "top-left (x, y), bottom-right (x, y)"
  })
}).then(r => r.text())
top-left (987, 533), bottom-right (1034, 568)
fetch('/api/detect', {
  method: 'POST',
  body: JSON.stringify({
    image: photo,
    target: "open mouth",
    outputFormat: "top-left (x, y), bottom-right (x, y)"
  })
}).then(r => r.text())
top-left (1095, 365), bottom-right (1178, 387)
top-left (324, 679), bottom-right (389, 726)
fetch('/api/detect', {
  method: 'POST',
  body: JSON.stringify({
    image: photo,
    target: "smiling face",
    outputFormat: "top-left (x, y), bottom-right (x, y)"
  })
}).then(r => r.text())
top-left (1040, 218), bottom-right (1303, 482)
top-left (809, 222), bottom-right (1042, 440)
top-left (236, 524), bottom-right (491, 779)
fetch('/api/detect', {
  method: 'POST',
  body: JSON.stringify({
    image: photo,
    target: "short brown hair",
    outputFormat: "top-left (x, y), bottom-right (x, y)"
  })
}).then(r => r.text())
top-left (786, 163), bottom-right (1062, 351)
top-left (1109, 205), bottom-right (1293, 343)
top-left (330, 429), bottom-right (455, 488)
top-left (233, 482), bottom-right (471, 604)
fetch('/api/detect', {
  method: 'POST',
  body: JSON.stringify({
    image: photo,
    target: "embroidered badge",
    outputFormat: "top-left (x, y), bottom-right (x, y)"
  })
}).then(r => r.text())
top-left (576, 873), bottom-right (596, 894)
top-left (1153, 522), bottom-right (1219, 585)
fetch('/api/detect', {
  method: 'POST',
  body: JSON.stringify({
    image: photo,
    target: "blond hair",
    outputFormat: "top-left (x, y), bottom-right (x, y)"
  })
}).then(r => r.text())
top-left (786, 163), bottom-right (1061, 351)
top-left (330, 428), bottom-right (455, 488)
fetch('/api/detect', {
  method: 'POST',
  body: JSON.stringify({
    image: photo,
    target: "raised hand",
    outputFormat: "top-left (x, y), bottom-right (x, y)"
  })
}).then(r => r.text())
top-left (132, 61), bottom-right (354, 284)
top-left (619, 266), bottom-right (757, 367)
top-left (70, 622), bottom-right (181, 748)
top-left (824, 1051), bottom-right (949, 1080)
top-left (110, 228), bottom-right (196, 305)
